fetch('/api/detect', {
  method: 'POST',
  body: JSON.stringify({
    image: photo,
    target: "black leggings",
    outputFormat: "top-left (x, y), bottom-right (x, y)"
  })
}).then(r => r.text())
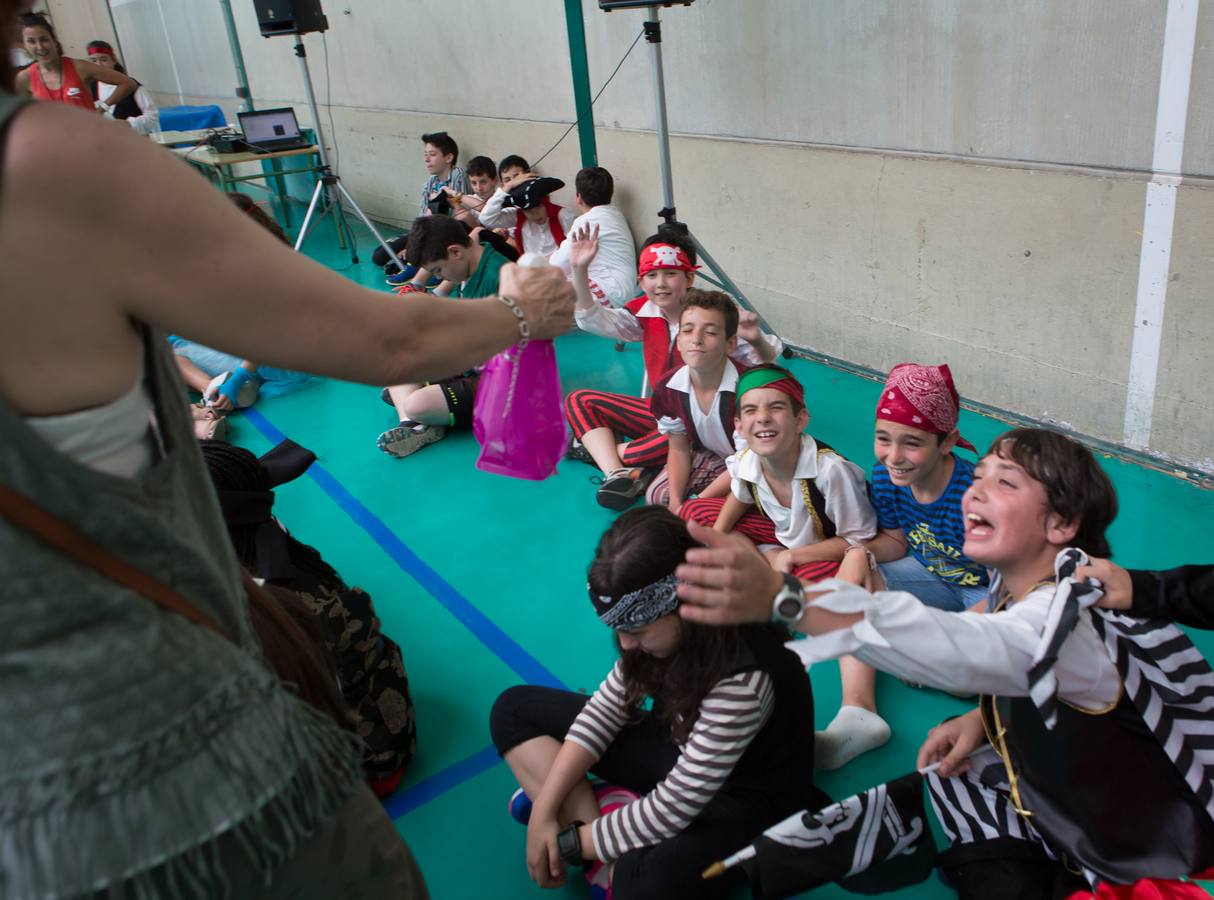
top-left (490, 685), bottom-right (773, 900)
top-left (372, 233), bottom-right (410, 268)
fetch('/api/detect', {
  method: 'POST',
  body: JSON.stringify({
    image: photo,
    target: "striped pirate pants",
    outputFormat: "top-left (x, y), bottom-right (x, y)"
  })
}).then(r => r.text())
top-left (563, 389), bottom-right (668, 468)
top-left (678, 497), bottom-right (841, 582)
top-left (923, 747), bottom-right (1087, 900)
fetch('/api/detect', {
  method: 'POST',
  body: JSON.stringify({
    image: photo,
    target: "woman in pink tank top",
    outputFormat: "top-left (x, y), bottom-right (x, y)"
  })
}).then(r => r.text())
top-left (14, 13), bottom-right (135, 113)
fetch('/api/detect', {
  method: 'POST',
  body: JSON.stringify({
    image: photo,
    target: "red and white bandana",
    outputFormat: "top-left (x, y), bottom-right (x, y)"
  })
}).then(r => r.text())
top-left (877, 363), bottom-right (976, 452)
top-left (637, 243), bottom-right (699, 277)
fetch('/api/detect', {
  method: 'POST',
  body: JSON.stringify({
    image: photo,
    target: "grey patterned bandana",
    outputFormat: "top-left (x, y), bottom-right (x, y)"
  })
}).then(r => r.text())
top-left (591, 573), bottom-right (680, 630)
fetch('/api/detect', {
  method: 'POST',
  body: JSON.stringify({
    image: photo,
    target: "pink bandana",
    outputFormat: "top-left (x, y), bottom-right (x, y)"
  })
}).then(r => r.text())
top-left (637, 243), bottom-right (699, 277)
top-left (876, 363), bottom-right (976, 452)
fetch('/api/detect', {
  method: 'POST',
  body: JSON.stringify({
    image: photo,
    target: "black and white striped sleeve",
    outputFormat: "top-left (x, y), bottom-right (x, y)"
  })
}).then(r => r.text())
top-left (565, 661), bottom-right (633, 759)
top-left (590, 669), bottom-right (775, 861)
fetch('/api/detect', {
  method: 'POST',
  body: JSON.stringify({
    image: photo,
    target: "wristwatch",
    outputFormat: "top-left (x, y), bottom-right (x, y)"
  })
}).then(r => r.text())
top-left (556, 821), bottom-right (586, 867)
top-left (771, 572), bottom-right (806, 625)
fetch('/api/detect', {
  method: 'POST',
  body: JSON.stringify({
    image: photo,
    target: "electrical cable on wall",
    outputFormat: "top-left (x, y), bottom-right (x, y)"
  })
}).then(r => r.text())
top-left (531, 27), bottom-right (644, 169)
top-left (321, 31), bottom-right (338, 175)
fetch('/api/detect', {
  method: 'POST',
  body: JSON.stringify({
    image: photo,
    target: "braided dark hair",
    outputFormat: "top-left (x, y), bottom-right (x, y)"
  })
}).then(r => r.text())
top-left (199, 440), bottom-right (265, 567)
top-left (229, 193), bottom-right (290, 245)
top-left (200, 440), bottom-right (346, 594)
top-left (592, 507), bottom-right (748, 745)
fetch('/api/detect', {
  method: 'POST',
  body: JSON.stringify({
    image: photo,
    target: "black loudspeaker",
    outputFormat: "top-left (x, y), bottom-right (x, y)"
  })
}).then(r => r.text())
top-left (599, 1), bottom-right (694, 9)
top-left (253, 0), bottom-right (328, 36)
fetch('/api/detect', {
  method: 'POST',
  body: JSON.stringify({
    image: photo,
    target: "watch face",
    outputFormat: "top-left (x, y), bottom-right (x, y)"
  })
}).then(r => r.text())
top-left (777, 596), bottom-right (801, 618)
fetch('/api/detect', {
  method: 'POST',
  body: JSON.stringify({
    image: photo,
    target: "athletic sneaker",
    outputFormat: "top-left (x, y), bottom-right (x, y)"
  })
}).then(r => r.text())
top-left (384, 264), bottom-right (419, 286)
top-left (593, 468), bottom-right (653, 511)
top-left (565, 434), bottom-right (596, 467)
top-left (377, 423), bottom-right (447, 458)
top-left (386, 268), bottom-right (444, 288)
top-left (507, 788), bottom-right (532, 825)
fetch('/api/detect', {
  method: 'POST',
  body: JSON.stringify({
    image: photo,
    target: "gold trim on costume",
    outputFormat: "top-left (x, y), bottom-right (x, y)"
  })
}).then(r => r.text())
top-left (980, 696), bottom-right (1034, 820)
top-left (742, 449), bottom-right (825, 542)
top-left (798, 479), bottom-right (824, 542)
top-left (1061, 679), bottom-right (1124, 716)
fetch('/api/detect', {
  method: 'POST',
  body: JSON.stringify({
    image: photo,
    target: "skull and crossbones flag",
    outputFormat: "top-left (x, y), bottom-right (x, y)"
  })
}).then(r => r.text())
top-left (734, 771), bottom-right (936, 899)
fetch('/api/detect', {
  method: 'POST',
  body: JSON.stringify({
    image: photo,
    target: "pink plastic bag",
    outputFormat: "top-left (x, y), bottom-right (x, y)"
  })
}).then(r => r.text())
top-left (473, 338), bottom-right (566, 480)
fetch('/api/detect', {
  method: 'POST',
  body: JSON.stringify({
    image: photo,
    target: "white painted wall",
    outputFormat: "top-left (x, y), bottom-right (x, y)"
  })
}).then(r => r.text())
top-left (38, 0), bottom-right (1214, 468)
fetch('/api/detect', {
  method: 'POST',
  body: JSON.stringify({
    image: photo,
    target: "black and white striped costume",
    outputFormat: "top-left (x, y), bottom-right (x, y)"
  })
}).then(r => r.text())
top-left (795, 552), bottom-right (1214, 891)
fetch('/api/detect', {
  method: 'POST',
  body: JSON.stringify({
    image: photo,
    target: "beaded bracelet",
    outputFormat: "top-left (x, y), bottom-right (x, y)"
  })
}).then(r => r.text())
top-left (844, 543), bottom-right (878, 572)
top-left (496, 294), bottom-right (531, 349)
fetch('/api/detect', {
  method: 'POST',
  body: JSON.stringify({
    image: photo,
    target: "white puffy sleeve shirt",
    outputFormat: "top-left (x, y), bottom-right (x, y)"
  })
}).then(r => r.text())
top-left (789, 581), bottom-right (1122, 709)
top-left (726, 436), bottom-right (877, 550)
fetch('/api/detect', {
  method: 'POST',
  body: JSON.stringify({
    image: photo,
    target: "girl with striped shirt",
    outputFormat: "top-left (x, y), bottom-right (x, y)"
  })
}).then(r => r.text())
top-left (489, 507), bottom-right (824, 898)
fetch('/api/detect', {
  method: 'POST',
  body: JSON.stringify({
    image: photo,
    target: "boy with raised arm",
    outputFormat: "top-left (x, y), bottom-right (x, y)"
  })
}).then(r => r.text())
top-left (565, 228), bottom-right (780, 509)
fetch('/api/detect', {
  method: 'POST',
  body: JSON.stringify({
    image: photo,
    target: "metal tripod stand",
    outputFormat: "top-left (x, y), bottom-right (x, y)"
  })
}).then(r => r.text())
top-left (640, 6), bottom-right (784, 344)
top-left (289, 37), bottom-right (406, 272)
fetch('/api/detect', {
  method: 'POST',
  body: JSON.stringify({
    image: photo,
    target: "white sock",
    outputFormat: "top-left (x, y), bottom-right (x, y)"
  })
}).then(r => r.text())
top-left (814, 705), bottom-right (891, 771)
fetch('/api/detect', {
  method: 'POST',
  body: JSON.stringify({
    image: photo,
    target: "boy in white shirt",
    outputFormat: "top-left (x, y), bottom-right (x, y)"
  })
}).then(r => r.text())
top-left (565, 230), bottom-right (780, 510)
top-left (680, 365), bottom-right (891, 770)
top-left (476, 155), bottom-right (536, 238)
top-left (548, 167), bottom-right (637, 308)
top-left (442, 155), bottom-right (499, 224)
top-left (646, 289), bottom-right (745, 514)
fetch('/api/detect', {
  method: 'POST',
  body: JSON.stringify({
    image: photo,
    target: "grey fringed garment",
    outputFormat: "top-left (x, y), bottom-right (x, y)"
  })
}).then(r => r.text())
top-left (0, 103), bottom-right (362, 894)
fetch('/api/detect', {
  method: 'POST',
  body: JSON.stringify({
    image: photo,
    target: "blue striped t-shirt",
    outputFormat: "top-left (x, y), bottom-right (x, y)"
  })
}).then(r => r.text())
top-left (870, 454), bottom-right (988, 587)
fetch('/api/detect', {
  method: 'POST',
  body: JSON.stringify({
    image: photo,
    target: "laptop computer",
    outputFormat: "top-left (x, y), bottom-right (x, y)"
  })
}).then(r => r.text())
top-left (237, 107), bottom-right (311, 153)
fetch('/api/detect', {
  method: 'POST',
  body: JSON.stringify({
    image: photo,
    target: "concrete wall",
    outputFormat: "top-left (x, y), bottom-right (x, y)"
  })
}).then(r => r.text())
top-left (1152, 182), bottom-right (1214, 467)
top-left (38, 0), bottom-right (117, 59)
top-left (42, 0), bottom-right (1213, 469)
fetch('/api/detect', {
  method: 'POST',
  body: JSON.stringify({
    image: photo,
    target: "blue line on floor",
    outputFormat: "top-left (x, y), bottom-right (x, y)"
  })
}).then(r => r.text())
top-left (383, 745), bottom-right (502, 820)
top-left (241, 407), bottom-right (565, 691)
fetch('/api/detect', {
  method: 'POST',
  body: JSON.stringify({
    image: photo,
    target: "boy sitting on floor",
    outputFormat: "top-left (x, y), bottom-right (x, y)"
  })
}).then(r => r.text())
top-left (864, 362), bottom-right (989, 612)
top-left (379, 131), bottom-right (471, 287)
top-left (376, 215), bottom-right (510, 458)
top-left (442, 154), bottom-right (499, 223)
top-left (418, 131), bottom-right (467, 207)
top-left (476, 155), bottom-right (542, 242)
top-left (565, 229), bottom-right (781, 509)
top-left (498, 175), bottom-right (577, 259)
top-left (647, 289), bottom-right (744, 515)
top-left (679, 364), bottom-right (890, 770)
top-left (548, 166), bottom-right (637, 308)
top-left (677, 428), bottom-right (1214, 896)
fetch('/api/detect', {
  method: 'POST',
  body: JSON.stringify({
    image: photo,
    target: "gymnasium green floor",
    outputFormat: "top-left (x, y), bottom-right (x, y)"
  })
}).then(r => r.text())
top-left (230, 206), bottom-right (1214, 898)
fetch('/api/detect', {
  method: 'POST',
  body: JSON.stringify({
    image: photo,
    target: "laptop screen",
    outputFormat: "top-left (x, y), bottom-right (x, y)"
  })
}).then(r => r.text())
top-left (239, 107), bottom-right (302, 145)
